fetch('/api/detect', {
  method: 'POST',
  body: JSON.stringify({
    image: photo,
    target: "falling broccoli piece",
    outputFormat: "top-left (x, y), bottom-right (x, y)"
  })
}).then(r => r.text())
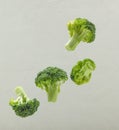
top-left (9, 86), bottom-right (40, 118)
top-left (70, 58), bottom-right (96, 85)
top-left (35, 67), bottom-right (68, 102)
top-left (65, 18), bottom-right (96, 51)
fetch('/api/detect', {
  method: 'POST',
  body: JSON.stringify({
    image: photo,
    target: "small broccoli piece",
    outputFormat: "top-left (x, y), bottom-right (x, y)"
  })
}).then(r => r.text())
top-left (70, 58), bottom-right (96, 85)
top-left (65, 18), bottom-right (96, 51)
top-left (9, 86), bottom-right (40, 118)
top-left (35, 67), bottom-right (68, 102)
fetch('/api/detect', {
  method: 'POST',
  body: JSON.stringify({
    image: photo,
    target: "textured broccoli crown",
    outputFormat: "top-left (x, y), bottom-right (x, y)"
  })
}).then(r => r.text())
top-left (65, 18), bottom-right (96, 51)
top-left (10, 98), bottom-right (39, 117)
top-left (35, 67), bottom-right (68, 88)
top-left (35, 67), bottom-right (68, 102)
top-left (9, 86), bottom-right (40, 118)
top-left (70, 58), bottom-right (96, 85)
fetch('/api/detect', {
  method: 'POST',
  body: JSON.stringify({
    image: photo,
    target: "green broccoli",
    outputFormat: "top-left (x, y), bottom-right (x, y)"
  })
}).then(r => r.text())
top-left (9, 86), bottom-right (40, 118)
top-left (35, 67), bottom-right (68, 102)
top-left (65, 18), bottom-right (96, 51)
top-left (70, 58), bottom-right (96, 85)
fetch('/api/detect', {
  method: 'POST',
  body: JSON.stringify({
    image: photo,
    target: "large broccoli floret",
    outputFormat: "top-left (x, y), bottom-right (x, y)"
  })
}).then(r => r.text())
top-left (35, 67), bottom-right (68, 102)
top-left (65, 18), bottom-right (96, 51)
top-left (9, 86), bottom-right (40, 118)
top-left (70, 58), bottom-right (96, 85)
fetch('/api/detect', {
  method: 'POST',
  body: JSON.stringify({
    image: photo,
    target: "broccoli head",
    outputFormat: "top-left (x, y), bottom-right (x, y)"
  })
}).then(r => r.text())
top-left (35, 67), bottom-right (68, 102)
top-left (65, 18), bottom-right (96, 51)
top-left (70, 58), bottom-right (96, 85)
top-left (9, 86), bottom-right (40, 118)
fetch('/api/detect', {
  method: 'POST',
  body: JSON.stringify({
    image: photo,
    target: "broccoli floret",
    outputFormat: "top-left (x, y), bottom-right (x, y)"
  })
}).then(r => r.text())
top-left (9, 86), bottom-right (40, 118)
top-left (70, 58), bottom-right (96, 85)
top-left (35, 67), bottom-right (68, 102)
top-left (65, 18), bottom-right (96, 51)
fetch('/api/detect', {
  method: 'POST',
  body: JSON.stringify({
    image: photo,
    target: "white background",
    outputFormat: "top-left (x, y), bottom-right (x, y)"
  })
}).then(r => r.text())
top-left (0, 0), bottom-right (119, 130)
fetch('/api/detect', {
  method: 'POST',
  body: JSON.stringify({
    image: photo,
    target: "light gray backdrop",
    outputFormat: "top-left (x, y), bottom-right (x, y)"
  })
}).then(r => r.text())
top-left (0, 0), bottom-right (119, 130)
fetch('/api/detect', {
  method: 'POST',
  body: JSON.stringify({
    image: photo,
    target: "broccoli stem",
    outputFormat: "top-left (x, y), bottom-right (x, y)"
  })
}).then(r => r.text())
top-left (47, 85), bottom-right (60, 102)
top-left (15, 86), bottom-right (29, 102)
top-left (65, 32), bottom-right (85, 51)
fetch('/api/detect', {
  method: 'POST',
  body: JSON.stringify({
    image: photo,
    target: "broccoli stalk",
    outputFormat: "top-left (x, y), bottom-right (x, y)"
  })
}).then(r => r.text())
top-left (9, 86), bottom-right (40, 118)
top-left (10, 87), bottom-right (29, 106)
top-left (65, 32), bottom-right (85, 51)
top-left (35, 67), bottom-right (68, 102)
top-left (65, 18), bottom-right (96, 51)
top-left (47, 84), bottom-right (60, 102)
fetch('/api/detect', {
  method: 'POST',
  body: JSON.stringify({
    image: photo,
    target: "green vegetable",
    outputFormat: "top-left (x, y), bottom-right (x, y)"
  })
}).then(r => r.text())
top-left (35, 67), bottom-right (68, 102)
top-left (70, 58), bottom-right (96, 85)
top-left (9, 86), bottom-right (40, 118)
top-left (65, 18), bottom-right (96, 51)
